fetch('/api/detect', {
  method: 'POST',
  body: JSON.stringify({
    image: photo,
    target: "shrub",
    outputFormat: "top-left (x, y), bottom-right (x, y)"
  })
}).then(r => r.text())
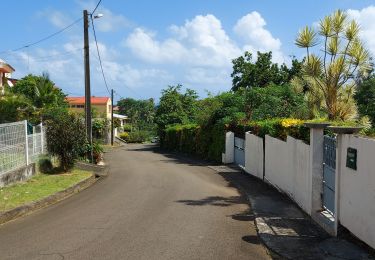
top-left (123, 124), bottom-right (132, 132)
top-left (38, 157), bottom-right (53, 174)
top-left (45, 109), bottom-right (87, 171)
top-left (246, 118), bottom-right (309, 142)
top-left (161, 123), bottom-right (225, 162)
top-left (92, 142), bottom-right (104, 164)
top-left (127, 130), bottom-right (151, 143)
top-left (119, 132), bottom-right (129, 141)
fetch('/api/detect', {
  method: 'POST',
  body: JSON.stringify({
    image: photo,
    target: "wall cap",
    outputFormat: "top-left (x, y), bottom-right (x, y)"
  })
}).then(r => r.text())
top-left (304, 122), bottom-right (331, 129)
top-left (327, 126), bottom-right (363, 134)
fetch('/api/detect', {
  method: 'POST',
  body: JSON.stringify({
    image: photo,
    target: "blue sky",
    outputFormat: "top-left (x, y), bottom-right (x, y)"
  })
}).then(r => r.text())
top-left (1, 0), bottom-right (375, 101)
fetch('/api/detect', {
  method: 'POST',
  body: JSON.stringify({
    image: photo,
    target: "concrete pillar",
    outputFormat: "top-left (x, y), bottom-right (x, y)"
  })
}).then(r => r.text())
top-left (222, 132), bottom-right (234, 164)
top-left (309, 127), bottom-right (325, 215)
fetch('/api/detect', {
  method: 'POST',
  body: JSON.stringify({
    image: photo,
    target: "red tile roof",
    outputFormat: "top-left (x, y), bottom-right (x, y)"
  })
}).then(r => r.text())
top-left (66, 96), bottom-right (110, 105)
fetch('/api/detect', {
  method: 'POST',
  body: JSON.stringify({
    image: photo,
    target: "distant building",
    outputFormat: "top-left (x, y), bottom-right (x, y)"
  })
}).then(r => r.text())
top-left (66, 96), bottom-right (112, 119)
top-left (0, 58), bottom-right (15, 94)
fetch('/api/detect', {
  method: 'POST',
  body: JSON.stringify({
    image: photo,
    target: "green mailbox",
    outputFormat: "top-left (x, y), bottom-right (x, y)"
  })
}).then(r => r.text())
top-left (346, 147), bottom-right (357, 170)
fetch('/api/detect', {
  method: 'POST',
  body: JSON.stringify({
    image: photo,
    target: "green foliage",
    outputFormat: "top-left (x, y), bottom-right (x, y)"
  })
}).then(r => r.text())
top-left (246, 84), bottom-right (308, 120)
top-left (161, 123), bottom-right (225, 162)
top-left (0, 88), bottom-right (35, 123)
top-left (45, 108), bottom-right (87, 171)
top-left (119, 132), bottom-right (129, 140)
top-left (245, 118), bottom-right (310, 142)
top-left (231, 51), bottom-right (302, 91)
top-left (117, 97), bottom-right (155, 130)
top-left (123, 124), bottom-right (132, 132)
top-left (92, 118), bottom-right (109, 140)
top-left (126, 130), bottom-right (153, 143)
top-left (295, 10), bottom-right (372, 120)
top-left (155, 85), bottom-right (198, 131)
top-left (92, 142), bottom-right (104, 164)
top-left (355, 75), bottom-right (375, 125)
top-left (38, 157), bottom-right (53, 174)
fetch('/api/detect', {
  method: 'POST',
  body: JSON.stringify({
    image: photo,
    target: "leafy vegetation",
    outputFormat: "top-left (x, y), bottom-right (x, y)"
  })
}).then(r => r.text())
top-left (295, 10), bottom-right (372, 120)
top-left (355, 75), bottom-right (375, 125)
top-left (44, 108), bottom-right (87, 171)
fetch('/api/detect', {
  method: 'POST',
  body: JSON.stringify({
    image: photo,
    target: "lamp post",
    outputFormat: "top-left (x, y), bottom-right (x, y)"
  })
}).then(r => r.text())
top-left (83, 10), bottom-right (103, 162)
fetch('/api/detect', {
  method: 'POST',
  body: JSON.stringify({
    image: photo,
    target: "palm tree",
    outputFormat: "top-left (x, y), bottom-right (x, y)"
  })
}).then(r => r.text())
top-left (295, 10), bottom-right (372, 120)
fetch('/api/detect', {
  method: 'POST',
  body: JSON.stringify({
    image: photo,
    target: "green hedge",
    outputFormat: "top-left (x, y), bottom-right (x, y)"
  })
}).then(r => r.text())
top-left (226, 118), bottom-right (309, 143)
top-left (161, 123), bottom-right (225, 162)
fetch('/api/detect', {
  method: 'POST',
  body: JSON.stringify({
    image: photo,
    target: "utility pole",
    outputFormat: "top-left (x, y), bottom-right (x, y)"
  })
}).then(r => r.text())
top-left (83, 10), bottom-right (93, 162)
top-left (111, 89), bottom-right (114, 146)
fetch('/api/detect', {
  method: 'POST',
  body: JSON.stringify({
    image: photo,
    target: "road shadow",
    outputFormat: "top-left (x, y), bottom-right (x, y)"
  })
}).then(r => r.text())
top-left (176, 196), bottom-right (243, 207)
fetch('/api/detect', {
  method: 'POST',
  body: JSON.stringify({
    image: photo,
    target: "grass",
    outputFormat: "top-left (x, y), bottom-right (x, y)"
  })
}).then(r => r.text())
top-left (0, 168), bottom-right (92, 212)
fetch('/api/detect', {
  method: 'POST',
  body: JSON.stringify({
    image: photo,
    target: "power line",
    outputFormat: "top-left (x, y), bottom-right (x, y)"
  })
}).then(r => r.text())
top-left (90, 16), bottom-right (111, 96)
top-left (92, 0), bottom-right (102, 15)
top-left (3, 48), bottom-right (83, 62)
top-left (0, 17), bottom-right (82, 55)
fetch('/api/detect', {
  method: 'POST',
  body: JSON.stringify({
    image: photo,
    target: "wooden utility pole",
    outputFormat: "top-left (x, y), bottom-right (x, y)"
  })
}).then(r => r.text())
top-left (111, 89), bottom-right (114, 146)
top-left (83, 10), bottom-right (93, 162)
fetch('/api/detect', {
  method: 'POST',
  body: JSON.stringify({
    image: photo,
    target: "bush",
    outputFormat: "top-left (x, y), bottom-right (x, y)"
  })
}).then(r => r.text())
top-left (38, 157), bottom-right (53, 174)
top-left (45, 109), bottom-right (87, 171)
top-left (161, 123), bottom-right (225, 162)
top-left (119, 132), bottom-right (129, 141)
top-left (246, 118), bottom-right (309, 142)
top-left (92, 142), bottom-right (104, 164)
top-left (123, 124), bottom-right (132, 132)
top-left (127, 131), bottom-right (151, 143)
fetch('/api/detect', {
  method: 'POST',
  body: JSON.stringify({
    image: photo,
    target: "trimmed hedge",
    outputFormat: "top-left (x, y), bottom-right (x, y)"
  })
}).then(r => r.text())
top-left (161, 123), bottom-right (225, 162)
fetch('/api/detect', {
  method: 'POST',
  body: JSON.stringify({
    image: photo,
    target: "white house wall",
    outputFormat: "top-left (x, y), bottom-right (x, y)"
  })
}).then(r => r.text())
top-left (339, 135), bottom-right (375, 249)
top-left (264, 135), bottom-right (312, 214)
top-left (245, 132), bottom-right (264, 179)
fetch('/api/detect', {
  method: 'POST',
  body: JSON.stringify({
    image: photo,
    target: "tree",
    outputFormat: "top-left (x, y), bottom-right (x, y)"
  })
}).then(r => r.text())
top-left (12, 73), bottom-right (67, 122)
top-left (44, 108), bottom-right (87, 171)
top-left (355, 74), bottom-right (375, 125)
top-left (155, 85), bottom-right (198, 130)
top-left (295, 10), bottom-right (372, 120)
top-left (0, 86), bottom-right (35, 123)
top-left (117, 98), bottom-right (155, 130)
top-left (245, 84), bottom-right (308, 120)
top-left (231, 51), bottom-right (302, 91)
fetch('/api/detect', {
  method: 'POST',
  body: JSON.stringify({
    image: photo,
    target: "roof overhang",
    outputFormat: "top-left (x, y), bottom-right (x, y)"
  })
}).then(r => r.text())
top-left (113, 114), bottom-right (128, 119)
top-left (0, 62), bottom-right (15, 73)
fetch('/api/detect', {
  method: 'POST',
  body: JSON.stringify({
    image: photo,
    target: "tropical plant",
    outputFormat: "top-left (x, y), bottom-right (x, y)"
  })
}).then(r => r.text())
top-left (295, 10), bottom-right (372, 120)
top-left (44, 108), bottom-right (87, 171)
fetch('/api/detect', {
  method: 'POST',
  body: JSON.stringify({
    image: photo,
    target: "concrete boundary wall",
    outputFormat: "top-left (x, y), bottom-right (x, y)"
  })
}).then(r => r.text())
top-left (264, 135), bottom-right (312, 214)
top-left (244, 132), bottom-right (263, 179)
top-left (338, 135), bottom-right (375, 249)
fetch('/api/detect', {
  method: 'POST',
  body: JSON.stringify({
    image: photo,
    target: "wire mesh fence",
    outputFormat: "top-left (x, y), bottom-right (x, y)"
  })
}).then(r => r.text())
top-left (0, 121), bottom-right (46, 175)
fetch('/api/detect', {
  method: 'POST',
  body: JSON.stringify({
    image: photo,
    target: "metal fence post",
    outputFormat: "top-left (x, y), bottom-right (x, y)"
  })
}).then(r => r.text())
top-left (40, 122), bottom-right (44, 154)
top-left (24, 120), bottom-right (29, 166)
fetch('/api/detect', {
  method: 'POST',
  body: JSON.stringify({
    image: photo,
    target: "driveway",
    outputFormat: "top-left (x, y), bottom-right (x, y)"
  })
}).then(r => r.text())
top-left (0, 144), bottom-right (271, 260)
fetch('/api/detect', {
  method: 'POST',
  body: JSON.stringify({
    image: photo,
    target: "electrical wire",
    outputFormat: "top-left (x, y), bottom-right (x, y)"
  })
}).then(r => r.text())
top-left (0, 18), bottom-right (83, 55)
top-left (90, 16), bottom-right (111, 96)
top-left (3, 48), bottom-right (83, 62)
top-left (91, 0), bottom-right (102, 15)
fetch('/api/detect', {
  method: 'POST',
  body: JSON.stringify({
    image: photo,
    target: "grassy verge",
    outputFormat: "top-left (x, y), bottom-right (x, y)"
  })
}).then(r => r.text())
top-left (0, 169), bottom-right (92, 212)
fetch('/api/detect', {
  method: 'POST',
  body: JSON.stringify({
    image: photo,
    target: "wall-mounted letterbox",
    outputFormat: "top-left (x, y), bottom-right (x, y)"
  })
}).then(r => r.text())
top-left (346, 147), bottom-right (357, 170)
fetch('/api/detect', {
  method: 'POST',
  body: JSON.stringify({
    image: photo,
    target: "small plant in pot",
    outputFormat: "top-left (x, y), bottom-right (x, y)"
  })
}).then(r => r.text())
top-left (92, 142), bottom-right (104, 164)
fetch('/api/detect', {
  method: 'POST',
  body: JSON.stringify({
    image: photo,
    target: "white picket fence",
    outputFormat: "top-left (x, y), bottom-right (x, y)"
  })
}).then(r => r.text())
top-left (0, 120), bottom-right (46, 175)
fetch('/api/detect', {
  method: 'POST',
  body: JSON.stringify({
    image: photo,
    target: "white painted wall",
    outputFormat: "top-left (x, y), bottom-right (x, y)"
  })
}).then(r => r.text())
top-left (338, 135), bottom-right (375, 249)
top-left (222, 132), bottom-right (234, 164)
top-left (245, 132), bottom-right (263, 179)
top-left (265, 135), bottom-right (312, 213)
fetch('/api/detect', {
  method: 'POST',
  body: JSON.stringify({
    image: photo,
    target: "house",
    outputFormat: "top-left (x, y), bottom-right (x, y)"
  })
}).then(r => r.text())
top-left (0, 58), bottom-right (15, 94)
top-left (66, 96), bottom-right (112, 119)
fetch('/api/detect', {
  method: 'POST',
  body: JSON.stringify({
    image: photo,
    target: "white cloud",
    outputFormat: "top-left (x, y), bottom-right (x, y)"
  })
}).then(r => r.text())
top-left (94, 8), bottom-right (132, 32)
top-left (125, 28), bottom-right (187, 63)
top-left (347, 6), bottom-right (375, 56)
top-left (125, 13), bottom-right (286, 68)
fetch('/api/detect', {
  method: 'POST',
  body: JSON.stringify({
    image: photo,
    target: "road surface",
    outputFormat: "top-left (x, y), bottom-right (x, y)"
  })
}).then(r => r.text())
top-left (0, 144), bottom-right (271, 260)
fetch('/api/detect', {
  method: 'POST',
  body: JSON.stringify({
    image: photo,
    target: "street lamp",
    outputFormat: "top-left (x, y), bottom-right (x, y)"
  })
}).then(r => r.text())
top-left (83, 10), bottom-right (103, 163)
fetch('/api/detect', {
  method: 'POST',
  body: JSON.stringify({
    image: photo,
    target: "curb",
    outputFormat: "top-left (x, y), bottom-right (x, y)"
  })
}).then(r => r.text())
top-left (76, 161), bottom-right (109, 177)
top-left (0, 174), bottom-right (97, 225)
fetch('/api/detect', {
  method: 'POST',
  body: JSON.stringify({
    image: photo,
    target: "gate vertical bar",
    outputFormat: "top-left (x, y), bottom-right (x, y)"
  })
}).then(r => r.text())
top-left (24, 120), bottom-right (29, 166)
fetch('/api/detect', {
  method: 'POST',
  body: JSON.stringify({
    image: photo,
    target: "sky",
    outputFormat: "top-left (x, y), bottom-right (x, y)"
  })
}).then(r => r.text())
top-left (1, 0), bottom-right (375, 101)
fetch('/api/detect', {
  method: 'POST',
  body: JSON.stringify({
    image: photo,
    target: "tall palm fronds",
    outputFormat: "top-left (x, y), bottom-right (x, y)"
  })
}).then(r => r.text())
top-left (295, 10), bottom-right (373, 120)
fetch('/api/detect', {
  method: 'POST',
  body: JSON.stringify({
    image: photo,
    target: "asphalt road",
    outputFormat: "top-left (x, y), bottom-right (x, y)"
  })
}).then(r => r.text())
top-left (0, 144), bottom-right (271, 260)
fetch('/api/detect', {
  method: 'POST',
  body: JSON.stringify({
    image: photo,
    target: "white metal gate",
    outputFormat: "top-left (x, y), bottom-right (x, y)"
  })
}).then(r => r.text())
top-left (323, 135), bottom-right (336, 214)
top-left (234, 137), bottom-right (245, 168)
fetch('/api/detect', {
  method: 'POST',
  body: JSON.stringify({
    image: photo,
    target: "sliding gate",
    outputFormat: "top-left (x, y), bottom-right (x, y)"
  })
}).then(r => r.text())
top-left (323, 135), bottom-right (336, 214)
top-left (234, 137), bottom-right (245, 168)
